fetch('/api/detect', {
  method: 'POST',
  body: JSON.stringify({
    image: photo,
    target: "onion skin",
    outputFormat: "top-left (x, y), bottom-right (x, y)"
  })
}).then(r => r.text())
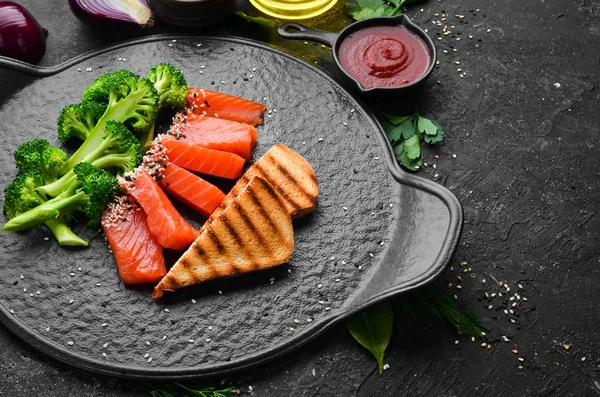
top-left (0, 1), bottom-right (47, 64)
top-left (68, 0), bottom-right (154, 28)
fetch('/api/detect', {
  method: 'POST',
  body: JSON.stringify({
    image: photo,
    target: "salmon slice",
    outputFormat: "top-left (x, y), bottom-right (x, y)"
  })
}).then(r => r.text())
top-left (101, 197), bottom-right (167, 285)
top-left (120, 168), bottom-right (198, 251)
top-left (186, 88), bottom-right (267, 126)
top-left (160, 136), bottom-right (245, 179)
top-left (158, 162), bottom-right (226, 218)
top-left (172, 113), bottom-right (257, 160)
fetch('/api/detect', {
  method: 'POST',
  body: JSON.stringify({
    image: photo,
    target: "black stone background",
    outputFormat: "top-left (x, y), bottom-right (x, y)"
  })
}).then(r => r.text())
top-left (1, 0), bottom-right (599, 396)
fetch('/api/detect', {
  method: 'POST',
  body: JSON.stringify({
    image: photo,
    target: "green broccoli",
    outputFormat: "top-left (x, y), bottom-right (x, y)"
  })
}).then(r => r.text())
top-left (146, 63), bottom-right (188, 109)
top-left (62, 71), bottom-right (158, 171)
top-left (57, 102), bottom-right (105, 145)
top-left (3, 171), bottom-right (89, 246)
top-left (38, 121), bottom-right (142, 197)
top-left (3, 163), bottom-right (119, 232)
top-left (14, 138), bottom-right (68, 179)
top-left (141, 64), bottom-right (188, 151)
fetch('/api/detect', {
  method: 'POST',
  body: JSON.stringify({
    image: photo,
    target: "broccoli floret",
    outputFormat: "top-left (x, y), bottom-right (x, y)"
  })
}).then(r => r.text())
top-left (57, 102), bottom-right (105, 145)
top-left (146, 63), bottom-right (188, 109)
top-left (3, 171), bottom-right (88, 246)
top-left (39, 121), bottom-right (142, 197)
top-left (63, 71), bottom-right (158, 171)
top-left (14, 139), bottom-right (68, 183)
top-left (3, 163), bottom-right (118, 232)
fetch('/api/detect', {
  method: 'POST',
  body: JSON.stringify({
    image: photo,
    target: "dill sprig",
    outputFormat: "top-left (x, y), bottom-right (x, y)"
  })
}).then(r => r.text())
top-left (396, 285), bottom-right (485, 338)
top-left (150, 384), bottom-right (239, 397)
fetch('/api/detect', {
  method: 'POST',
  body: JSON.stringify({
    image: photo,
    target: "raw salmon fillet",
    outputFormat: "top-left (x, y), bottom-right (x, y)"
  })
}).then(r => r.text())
top-left (186, 88), bottom-right (267, 126)
top-left (101, 197), bottom-right (167, 285)
top-left (161, 136), bottom-right (245, 179)
top-left (172, 113), bottom-right (257, 160)
top-left (158, 162), bottom-right (226, 218)
top-left (120, 168), bottom-right (198, 251)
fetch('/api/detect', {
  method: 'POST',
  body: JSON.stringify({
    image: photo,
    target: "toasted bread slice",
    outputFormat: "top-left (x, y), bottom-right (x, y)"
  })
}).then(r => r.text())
top-left (199, 144), bottom-right (318, 235)
top-left (153, 176), bottom-right (293, 299)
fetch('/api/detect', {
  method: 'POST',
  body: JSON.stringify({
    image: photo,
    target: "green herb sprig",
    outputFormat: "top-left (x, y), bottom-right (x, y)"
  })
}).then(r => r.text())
top-left (233, 11), bottom-right (277, 27)
top-left (150, 384), bottom-right (239, 397)
top-left (346, 286), bottom-right (483, 374)
top-left (346, 0), bottom-right (423, 20)
top-left (381, 109), bottom-right (443, 171)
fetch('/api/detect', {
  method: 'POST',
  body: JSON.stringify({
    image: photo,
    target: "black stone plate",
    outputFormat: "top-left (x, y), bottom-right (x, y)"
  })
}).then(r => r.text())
top-left (0, 35), bottom-right (462, 380)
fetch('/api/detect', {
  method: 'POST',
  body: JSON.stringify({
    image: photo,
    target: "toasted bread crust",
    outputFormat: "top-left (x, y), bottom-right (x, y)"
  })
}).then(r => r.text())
top-left (199, 144), bottom-right (318, 235)
top-left (153, 176), bottom-right (293, 298)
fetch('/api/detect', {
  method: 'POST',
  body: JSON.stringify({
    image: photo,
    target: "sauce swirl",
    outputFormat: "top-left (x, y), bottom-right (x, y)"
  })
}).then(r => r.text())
top-left (338, 25), bottom-right (431, 89)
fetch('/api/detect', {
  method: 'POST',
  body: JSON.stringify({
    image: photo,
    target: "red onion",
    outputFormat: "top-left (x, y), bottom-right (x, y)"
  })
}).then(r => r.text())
top-left (68, 0), bottom-right (154, 27)
top-left (0, 2), bottom-right (47, 64)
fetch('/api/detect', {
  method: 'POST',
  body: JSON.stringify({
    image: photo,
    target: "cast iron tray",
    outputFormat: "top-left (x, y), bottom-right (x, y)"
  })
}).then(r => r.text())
top-left (0, 35), bottom-right (462, 380)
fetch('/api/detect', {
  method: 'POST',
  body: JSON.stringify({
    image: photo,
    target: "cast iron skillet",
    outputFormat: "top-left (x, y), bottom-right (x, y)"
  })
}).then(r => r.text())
top-left (0, 35), bottom-right (461, 380)
top-left (278, 15), bottom-right (437, 96)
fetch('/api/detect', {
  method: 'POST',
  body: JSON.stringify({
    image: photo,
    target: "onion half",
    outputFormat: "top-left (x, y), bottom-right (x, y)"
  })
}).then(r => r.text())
top-left (68, 0), bottom-right (154, 27)
top-left (0, 1), bottom-right (47, 64)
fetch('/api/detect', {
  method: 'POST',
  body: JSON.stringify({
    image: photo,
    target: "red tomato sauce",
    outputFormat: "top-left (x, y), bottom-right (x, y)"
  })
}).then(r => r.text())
top-left (338, 25), bottom-right (432, 89)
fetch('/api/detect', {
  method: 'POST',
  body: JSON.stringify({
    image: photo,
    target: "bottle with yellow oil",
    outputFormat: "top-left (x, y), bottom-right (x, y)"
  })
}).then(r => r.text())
top-left (249, 0), bottom-right (338, 20)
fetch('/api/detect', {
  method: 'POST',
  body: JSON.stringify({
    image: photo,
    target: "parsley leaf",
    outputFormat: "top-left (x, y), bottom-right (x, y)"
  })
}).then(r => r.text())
top-left (346, 0), bottom-right (423, 20)
top-left (380, 109), bottom-right (443, 171)
top-left (403, 134), bottom-right (421, 160)
top-left (233, 11), bottom-right (277, 27)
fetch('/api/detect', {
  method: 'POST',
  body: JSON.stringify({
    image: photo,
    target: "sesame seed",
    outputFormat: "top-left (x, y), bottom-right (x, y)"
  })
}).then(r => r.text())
top-left (317, 284), bottom-right (323, 288)
top-left (455, 340), bottom-right (459, 344)
top-left (191, 299), bottom-right (196, 304)
top-left (168, 43), bottom-right (173, 47)
top-left (163, 335), bottom-right (167, 341)
top-left (44, 237), bottom-right (49, 241)
top-left (69, 299), bottom-right (74, 304)
top-left (148, 357), bottom-right (153, 363)
top-left (290, 327), bottom-right (295, 331)
top-left (9, 309), bottom-right (14, 314)
top-left (307, 318), bottom-right (312, 322)
top-left (101, 323), bottom-right (107, 327)
top-left (512, 349), bottom-right (518, 354)
top-left (95, 283), bottom-right (101, 287)
top-left (164, 308), bottom-right (170, 313)
top-left (172, 39), bottom-right (177, 42)
top-left (206, 338), bottom-right (212, 342)
top-left (218, 290), bottom-right (223, 294)
top-left (67, 341), bottom-right (74, 346)
top-left (197, 43), bottom-right (202, 46)
top-left (145, 341), bottom-right (150, 346)
top-left (188, 339), bottom-right (195, 343)
top-left (518, 357), bottom-right (525, 362)
top-left (103, 342), bottom-right (109, 348)
top-left (144, 353), bottom-right (149, 358)
top-left (294, 319), bottom-right (300, 324)
top-left (325, 307), bottom-right (331, 311)
top-left (70, 272), bottom-right (75, 277)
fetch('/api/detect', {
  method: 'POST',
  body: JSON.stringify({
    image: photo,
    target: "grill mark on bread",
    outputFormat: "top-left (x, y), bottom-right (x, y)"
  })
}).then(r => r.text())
top-left (220, 214), bottom-right (248, 273)
top-left (253, 162), bottom-right (302, 212)
top-left (232, 194), bottom-right (272, 262)
top-left (207, 228), bottom-right (225, 253)
top-left (264, 153), bottom-right (316, 209)
top-left (246, 183), bottom-right (280, 234)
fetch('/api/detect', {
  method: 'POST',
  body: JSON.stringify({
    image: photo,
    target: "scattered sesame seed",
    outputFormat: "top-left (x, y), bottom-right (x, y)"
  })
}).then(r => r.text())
top-left (318, 138), bottom-right (323, 142)
top-left (206, 338), bottom-right (212, 342)
top-left (290, 327), bottom-right (295, 331)
top-left (481, 343), bottom-right (487, 347)
top-left (518, 357), bottom-right (525, 362)
top-left (325, 307), bottom-right (331, 311)
top-left (188, 339), bottom-right (195, 343)
top-left (9, 309), bottom-right (14, 314)
top-left (145, 341), bottom-right (151, 346)
top-left (148, 357), bottom-right (153, 363)
top-left (70, 272), bottom-right (75, 277)
top-left (307, 318), bottom-right (312, 322)
top-left (67, 341), bottom-right (74, 346)
top-left (101, 323), bottom-right (107, 327)
top-left (95, 283), bottom-right (101, 287)
top-left (191, 299), bottom-right (197, 304)
top-left (294, 319), bottom-right (300, 324)
top-left (164, 308), bottom-right (170, 313)
top-left (172, 39), bottom-right (177, 42)
top-left (218, 290), bottom-right (223, 294)
top-left (317, 284), bottom-right (323, 289)
top-left (455, 340), bottom-right (459, 345)
top-left (44, 237), bottom-right (49, 241)
top-left (168, 43), bottom-right (173, 47)
top-left (197, 43), bottom-right (202, 47)
top-left (69, 299), bottom-right (74, 304)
